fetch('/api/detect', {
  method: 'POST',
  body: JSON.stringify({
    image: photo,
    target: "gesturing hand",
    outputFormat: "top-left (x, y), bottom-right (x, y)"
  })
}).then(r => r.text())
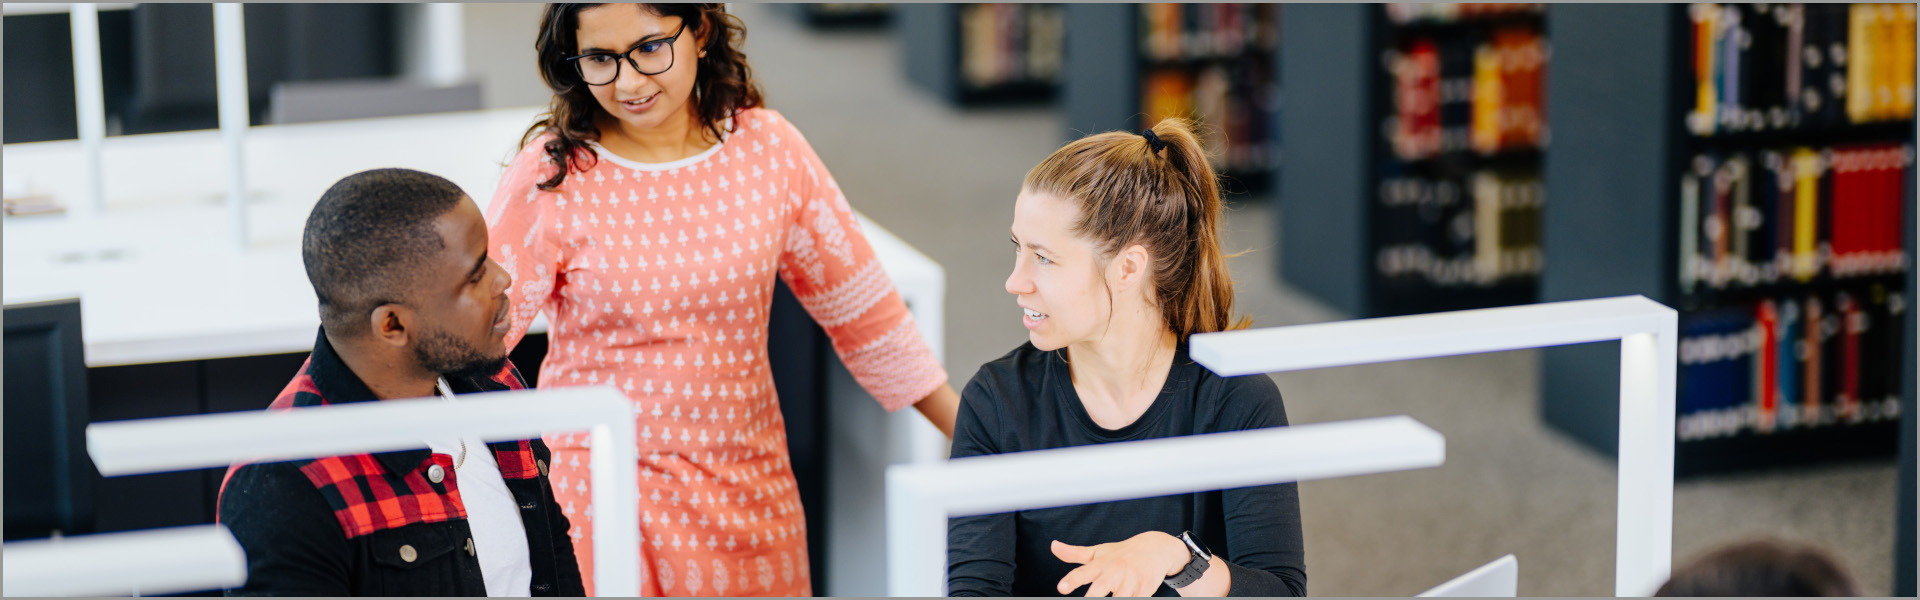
top-left (1051, 532), bottom-right (1188, 597)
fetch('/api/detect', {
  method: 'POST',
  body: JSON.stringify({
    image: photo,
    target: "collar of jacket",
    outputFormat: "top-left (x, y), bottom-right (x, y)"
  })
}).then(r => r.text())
top-left (298, 327), bottom-right (525, 476)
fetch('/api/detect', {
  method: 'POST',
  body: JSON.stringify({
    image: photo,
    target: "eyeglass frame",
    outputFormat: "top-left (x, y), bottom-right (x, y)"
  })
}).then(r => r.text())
top-left (564, 21), bottom-right (688, 86)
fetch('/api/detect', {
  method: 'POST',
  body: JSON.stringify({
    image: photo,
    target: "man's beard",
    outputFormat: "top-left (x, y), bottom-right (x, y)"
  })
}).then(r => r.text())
top-left (413, 326), bottom-right (509, 381)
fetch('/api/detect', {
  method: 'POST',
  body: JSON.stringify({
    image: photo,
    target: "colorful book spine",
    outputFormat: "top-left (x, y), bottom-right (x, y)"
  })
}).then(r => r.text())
top-left (1767, 151), bottom-right (1798, 277)
top-left (1803, 293), bottom-right (1826, 423)
top-left (1680, 156), bottom-right (1705, 293)
top-left (1777, 298), bottom-right (1803, 428)
top-left (1756, 300), bottom-right (1780, 432)
top-left (1845, 4), bottom-right (1875, 123)
top-left (1791, 147), bottom-right (1822, 280)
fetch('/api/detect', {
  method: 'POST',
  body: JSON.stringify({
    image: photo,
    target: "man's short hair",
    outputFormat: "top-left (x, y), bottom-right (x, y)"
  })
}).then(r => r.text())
top-left (302, 168), bottom-right (468, 337)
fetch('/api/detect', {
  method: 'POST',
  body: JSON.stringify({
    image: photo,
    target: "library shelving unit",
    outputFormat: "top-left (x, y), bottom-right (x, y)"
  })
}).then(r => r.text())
top-left (900, 3), bottom-right (1064, 106)
top-left (1281, 4), bottom-right (1914, 590)
top-left (1058, 4), bottom-right (1282, 194)
top-left (1667, 3), bottom-right (1913, 474)
top-left (1367, 3), bottom-right (1550, 317)
top-left (1536, 3), bottom-right (1914, 479)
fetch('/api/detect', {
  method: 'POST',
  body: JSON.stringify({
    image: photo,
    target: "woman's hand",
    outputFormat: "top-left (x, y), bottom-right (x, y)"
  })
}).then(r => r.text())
top-left (1051, 532), bottom-right (1189, 597)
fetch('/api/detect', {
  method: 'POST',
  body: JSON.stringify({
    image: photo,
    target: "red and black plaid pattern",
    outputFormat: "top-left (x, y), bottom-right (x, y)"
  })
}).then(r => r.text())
top-left (221, 340), bottom-right (534, 538)
top-left (483, 364), bottom-right (542, 481)
top-left (268, 357), bottom-right (323, 410)
top-left (298, 452), bottom-right (468, 539)
top-left (490, 364), bottom-right (529, 392)
top-left (493, 440), bottom-right (541, 480)
top-left (218, 358), bottom-right (324, 499)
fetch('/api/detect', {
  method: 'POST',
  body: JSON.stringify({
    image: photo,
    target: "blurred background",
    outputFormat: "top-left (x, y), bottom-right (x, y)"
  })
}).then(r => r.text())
top-left (3, 3), bottom-right (1913, 596)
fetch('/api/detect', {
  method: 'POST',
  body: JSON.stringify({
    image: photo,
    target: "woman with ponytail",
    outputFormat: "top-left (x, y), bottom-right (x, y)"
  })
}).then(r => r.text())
top-left (946, 119), bottom-right (1305, 597)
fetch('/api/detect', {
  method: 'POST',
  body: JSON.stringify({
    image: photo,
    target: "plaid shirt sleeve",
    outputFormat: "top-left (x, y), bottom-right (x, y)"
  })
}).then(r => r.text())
top-left (220, 461), bottom-right (352, 596)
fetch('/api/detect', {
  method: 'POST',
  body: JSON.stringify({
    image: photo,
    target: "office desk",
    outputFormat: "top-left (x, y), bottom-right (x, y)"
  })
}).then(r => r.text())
top-left (4, 106), bottom-right (946, 593)
top-left (4, 106), bottom-right (942, 365)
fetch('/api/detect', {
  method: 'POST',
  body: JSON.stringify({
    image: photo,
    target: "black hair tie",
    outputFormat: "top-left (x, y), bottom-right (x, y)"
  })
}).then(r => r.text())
top-left (1140, 129), bottom-right (1166, 154)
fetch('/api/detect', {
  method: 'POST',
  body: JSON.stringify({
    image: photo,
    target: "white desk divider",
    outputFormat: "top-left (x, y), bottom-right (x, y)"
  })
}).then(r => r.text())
top-left (213, 3), bottom-right (250, 250)
top-left (1419, 554), bottom-right (1520, 597)
top-left (2, 524), bottom-right (246, 597)
top-left (69, 3), bottom-right (107, 217)
top-left (1189, 295), bottom-right (1678, 596)
top-left (884, 415), bottom-right (1447, 596)
top-left (85, 386), bottom-right (642, 597)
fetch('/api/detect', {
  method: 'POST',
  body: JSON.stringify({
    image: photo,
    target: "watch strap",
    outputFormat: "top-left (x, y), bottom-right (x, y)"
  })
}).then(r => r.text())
top-left (1164, 531), bottom-right (1211, 589)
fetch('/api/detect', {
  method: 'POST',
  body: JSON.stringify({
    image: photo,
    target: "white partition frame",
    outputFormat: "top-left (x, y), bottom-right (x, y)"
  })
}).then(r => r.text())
top-left (212, 3), bottom-right (250, 250)
top-left (83, 386), bottom-right (642, 596)
top-left (2, 525), bottom-right (247, 597)
top-left (68, 3), bottom-right (107, 217)
top-left (1419, 554), bottom-right (1519, 597)
top-left (1189, 295), bottom-right (1678, 596)
top-left (885, 415), bottom-right (1448, 596)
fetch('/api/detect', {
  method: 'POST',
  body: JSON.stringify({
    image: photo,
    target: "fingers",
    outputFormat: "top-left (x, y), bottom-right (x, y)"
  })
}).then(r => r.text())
top-left (1083, 575), bottom-right (1118, 598)
top-left (1052, 539), bottom-right (1095, 564)
top-left (1058, 564), bottom-right (1102, 595)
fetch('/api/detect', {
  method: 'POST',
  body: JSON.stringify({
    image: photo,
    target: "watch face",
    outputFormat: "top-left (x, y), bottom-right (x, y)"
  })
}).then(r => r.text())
top-left (1181, 532), bottom-right (1211, 560)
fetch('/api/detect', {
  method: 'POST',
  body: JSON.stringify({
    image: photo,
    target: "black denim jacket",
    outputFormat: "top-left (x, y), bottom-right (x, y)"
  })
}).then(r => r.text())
top-left (218, 329), bottom-right (585, 596)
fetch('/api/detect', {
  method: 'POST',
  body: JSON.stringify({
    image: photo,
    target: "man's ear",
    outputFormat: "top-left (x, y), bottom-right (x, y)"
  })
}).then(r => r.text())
top-left (369, 304), bottom-right (413, 349)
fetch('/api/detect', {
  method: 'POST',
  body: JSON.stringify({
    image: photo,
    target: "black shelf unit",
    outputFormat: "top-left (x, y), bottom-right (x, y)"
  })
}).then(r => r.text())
top-left (1537, 4), bottom-right (1914, 481)
top-left (1664, 3), bottom-right (1913, 474)
top-left (1278, 5), bottom-right (1915, 590)
top-left (899, 3), bottom-right (1063, 107)
top-left (1059, 4), bottom-right (1281, 195)
top-left (1275, 4), bottom-right (1370, 316)
top-left (1676, 419), bottom-right (1901, 476)
top-left (1137, 4), bottom-right (1282, 194)
top-left (1364, 4), bottom-right (1550, 318)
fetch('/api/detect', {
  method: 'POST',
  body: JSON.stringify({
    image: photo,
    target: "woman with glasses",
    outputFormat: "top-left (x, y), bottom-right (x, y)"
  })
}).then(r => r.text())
top-left (485, 4), bottom-right (960, 596)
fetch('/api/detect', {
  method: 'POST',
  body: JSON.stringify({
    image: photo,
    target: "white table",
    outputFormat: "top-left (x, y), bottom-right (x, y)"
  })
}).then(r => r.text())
top-left (3, 106), bottom-right (944, 372)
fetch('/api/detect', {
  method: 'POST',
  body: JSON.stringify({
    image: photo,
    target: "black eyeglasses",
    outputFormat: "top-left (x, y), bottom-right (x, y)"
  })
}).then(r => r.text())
top-left (566, 22), bottom-right (687, 86)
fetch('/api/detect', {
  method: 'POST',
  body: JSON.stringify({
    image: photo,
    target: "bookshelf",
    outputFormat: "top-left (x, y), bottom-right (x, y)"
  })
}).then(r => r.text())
top-left (1669, 3), bottom-right (1913, 474)
top-left (1537, 3), bottom-right (1915, 477)
top-left (1276, 5), bottom-right (1913, 588)
top-left (900, 3), bottom-right (1063, 106)
top-left (1367, 3), bottom-right (1550, 317)
top-left (1139, 4), bottom-right (1281, 191)
top-left (1059, 4), bottom-right (1281, 193)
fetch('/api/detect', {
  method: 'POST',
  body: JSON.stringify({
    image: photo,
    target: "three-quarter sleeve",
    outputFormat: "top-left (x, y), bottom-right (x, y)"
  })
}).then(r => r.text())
top-left (767, 112), bottom-right (947, 411)
top-left (486, 138), bottom-right (572, 353)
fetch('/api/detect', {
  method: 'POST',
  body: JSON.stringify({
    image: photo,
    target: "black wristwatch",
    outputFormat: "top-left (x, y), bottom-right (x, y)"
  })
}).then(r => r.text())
top-left (1164, 531), bottom-right (1213, 589)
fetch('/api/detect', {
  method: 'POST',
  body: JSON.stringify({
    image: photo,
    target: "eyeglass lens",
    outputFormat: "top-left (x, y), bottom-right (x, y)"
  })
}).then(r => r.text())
top-left (577, 36), bottom-right (676, 85)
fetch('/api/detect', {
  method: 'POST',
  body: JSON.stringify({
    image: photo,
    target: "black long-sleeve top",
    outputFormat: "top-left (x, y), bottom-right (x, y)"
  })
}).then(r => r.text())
top-left (946, 342), bottom-right (1307, 597)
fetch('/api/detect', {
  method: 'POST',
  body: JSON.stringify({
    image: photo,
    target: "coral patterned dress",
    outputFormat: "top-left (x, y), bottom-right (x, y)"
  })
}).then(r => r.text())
top-left (486, 108), bottom-right (947, 596)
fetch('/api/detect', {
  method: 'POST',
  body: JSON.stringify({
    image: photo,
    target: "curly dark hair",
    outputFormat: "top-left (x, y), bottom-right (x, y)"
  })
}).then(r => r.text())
top-left (523, 3), bottom-right (764, 191)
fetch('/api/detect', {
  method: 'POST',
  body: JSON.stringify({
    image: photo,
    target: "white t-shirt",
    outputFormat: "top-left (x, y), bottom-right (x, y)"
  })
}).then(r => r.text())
top-left (429, 380), bottom-right (532, 597)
